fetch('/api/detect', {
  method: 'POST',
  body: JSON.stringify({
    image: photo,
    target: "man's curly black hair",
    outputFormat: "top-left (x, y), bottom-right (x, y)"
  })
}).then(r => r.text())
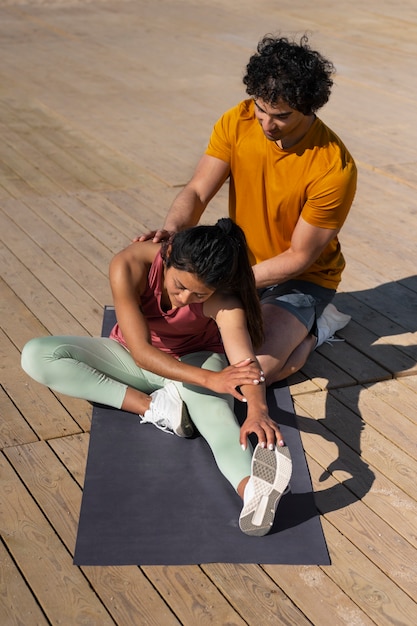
top-left (243, 34), bottom-right (335, 115)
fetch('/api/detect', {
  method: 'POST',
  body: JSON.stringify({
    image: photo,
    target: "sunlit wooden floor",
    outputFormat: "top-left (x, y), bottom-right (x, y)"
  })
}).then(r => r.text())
top-left (1, 1), bottom-right (416, 624)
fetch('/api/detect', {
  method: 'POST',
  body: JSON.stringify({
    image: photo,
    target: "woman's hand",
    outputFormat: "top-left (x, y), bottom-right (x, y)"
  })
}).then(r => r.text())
top-left (205, 358), bottom-right (265, 401)
top-left (240, 406), bottom-right (285, 451)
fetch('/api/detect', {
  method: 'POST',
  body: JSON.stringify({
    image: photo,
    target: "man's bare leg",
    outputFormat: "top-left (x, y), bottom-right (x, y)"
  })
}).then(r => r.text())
top-left (256, 304), bottom-right (315, 385)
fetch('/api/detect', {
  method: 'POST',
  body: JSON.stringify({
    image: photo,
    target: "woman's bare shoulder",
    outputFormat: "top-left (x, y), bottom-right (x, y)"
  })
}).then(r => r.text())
top-left (203, 291), bottom-right (243, 318)
top-left (113, 240), bottom-right (161, 264)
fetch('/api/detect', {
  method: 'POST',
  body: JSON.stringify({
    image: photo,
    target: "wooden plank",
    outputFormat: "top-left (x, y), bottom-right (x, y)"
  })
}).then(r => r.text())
top-left (264, 563), bottom-right (377, 626)
top-left (0, 278), bottom-right (92, 433)
top-left (343, 229), bottom-right (415, 286)
top-left (0, 42), bottom-right (209, 187)
top-left (104, 188), bottom-right (176, 232)
top-left (4, 442), bottom-right (83, 550)
top-left (341, 225), bottom-right (416, 284)
top-left (363, 379), bottom-right (417, 427)
top-left (37, 124), bottom-right (146, 191)
top-left (83, 566), bottom-right (181, 626)
top-left (72, 190), bottom-right (150, 243)
top-left (334, 295), bottom-right (417, 379)
top-left (0, 385), bottom-right (38, 449)
top-left (322, 519), bottom-right (417, 626)
top-left (0, 136), bottom-right (63, 197)
top-left (335, 322), bottom-right (416, 379)
top-left (49, 433), bottom-right (90, 487)
top-left (331, 385), bottom-right (417, 461)
top-left (0, 112), bottom-right (79, 194)
top-left (20, 195), bottom-right (115, 277)
top-left (309, 459), bottom-right (417, 625)
top-left (327, 82), bottom-right (417, 174)
top-left (1, 328), bottom-right (82, 441)
top-left (294, 395), bottom-right (417, 549)
top-left (399, 275), bottom-right (417, 295)
top-left (333, 301), bottom-right (417, 377)
top-left (341, 265), bottom-right (417, 331)
top-left (1, 198), bottom-right (110, 305)
top-left (316, 341), bottom-right (391, 385)
top-left (0, 103), bottom-right (138, 195)
top-left (0, 98), bottom-right (112, 192)
top-left (0, 541), bottom-right (49, 626)
top-left (25, 125), bottom-right (123, 192)
top-left (0, 211), bottom-right (103, 336)
top-left (340, 255), bottom-right (393, 294)
top-left (320, 492), bottom-right (417, 606)
top-left (0, 156), bottom-right (39, 199)
top-left (141, 565), bottom-right (246, 625)
top-left (0, 277), bottom-right (50, 349)
top-left (202, 563), bottom-right (320, 625)
top-left (51, 193), bottom-right (131, 256)
top-left (350, 168), bottom-right (417, 236)
top-left (335, 292), bottom-right (417, 344)
top-left (0, 95), bottom-right (156, 191)
top-left (0, 454), bottom-right (115, 625)
top-left (4, 440), bottom-right (180, 626)
top-left (0, 249), bottom-right (88, 338)
top-left (289, 371), bottom-right (322, 396)
top-left (299, 350), bottom-right (358, 390)
top-left (396, 376), bottom-right (417, 415)
top-left (295, 389), bottom-right (417, 500)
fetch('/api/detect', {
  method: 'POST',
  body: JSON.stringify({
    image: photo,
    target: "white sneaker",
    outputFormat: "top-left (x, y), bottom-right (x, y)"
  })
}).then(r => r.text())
top-left (315, 303), bottom-right (351, 348)
top-left (140, 382), bottom-right (194, 438)
top-left (239, 444), bottom-right (292, 536)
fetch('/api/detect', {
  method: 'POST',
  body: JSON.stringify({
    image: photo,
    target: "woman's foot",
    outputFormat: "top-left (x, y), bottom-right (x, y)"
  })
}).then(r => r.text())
top-left (139, 382), bottom-right (194, 437)
top-left (239, 443), bottom-right (292, 536)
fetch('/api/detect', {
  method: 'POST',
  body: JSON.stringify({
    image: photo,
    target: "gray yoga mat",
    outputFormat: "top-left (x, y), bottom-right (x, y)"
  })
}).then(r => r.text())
top-left (73, 307), bottom-right (329, 565)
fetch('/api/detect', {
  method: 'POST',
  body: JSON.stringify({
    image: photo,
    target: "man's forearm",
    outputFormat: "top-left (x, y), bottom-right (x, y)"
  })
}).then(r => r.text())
top-left (252, 249), bottom-right (313, 289)
top-left (163, 186), bottom-right (206, 232)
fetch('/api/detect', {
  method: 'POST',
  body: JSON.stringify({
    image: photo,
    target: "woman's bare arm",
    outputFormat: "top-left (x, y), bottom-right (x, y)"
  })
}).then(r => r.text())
top-left (109, 242), bottom-right (262, 399)
top-left (206, 294), bottom-right (285, 449)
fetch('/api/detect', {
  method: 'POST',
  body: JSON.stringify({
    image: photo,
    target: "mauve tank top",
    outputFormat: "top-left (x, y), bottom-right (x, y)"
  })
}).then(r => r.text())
top-left (109, 251), bottom-right (224, 358)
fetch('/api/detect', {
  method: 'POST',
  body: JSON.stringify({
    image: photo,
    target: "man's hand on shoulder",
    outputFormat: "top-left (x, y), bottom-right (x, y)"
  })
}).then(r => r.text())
top-left (133, 229), bottom-right (173, 243)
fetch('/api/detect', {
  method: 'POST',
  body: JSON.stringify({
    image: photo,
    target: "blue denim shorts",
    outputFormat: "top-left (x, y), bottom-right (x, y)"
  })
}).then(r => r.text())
top-left (258, 280), bottom-right (335, 332)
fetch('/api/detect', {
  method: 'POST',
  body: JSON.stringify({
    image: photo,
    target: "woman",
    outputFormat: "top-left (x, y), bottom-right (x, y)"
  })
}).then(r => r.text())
top-left (21, 218), bottom-right (292, 536)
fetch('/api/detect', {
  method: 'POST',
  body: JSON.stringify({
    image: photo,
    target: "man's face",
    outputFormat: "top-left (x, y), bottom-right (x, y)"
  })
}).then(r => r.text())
top-left (253, 98), bottom-right (308, 144)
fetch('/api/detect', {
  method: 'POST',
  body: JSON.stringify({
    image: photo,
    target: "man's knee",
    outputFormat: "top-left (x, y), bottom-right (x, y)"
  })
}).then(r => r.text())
top-left (259, 333), bottom-right (315, 385)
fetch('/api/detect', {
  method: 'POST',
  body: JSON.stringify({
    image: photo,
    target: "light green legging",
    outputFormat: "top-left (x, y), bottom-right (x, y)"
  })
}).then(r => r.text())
top-left (21, 335), bottom-right (253, 490)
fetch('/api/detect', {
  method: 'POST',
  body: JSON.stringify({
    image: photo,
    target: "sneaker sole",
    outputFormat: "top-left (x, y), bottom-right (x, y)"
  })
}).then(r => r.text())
top-left (239, 445), bottom-right (292, 537)
top-left (173, 403), bottom-right (194, 438)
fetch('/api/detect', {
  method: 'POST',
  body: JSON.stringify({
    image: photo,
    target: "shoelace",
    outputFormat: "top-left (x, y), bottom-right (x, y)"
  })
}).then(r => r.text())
top-left (139, 414), bottom-right (174, 434)
top-left (323, 336), bottom-right (345, 347)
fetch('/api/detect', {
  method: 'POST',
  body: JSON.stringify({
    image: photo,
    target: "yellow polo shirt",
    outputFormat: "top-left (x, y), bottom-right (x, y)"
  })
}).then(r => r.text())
top-left (205, 99), bottom-right (357, 289)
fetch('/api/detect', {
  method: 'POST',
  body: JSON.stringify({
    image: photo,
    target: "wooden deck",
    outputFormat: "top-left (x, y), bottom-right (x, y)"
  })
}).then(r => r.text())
top-left (1, 1), bottom-right (416, 624)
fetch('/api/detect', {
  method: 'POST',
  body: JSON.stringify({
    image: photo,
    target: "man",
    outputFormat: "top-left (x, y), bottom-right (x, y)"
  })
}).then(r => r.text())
top-left (141, 34), bottom-right (357, 385)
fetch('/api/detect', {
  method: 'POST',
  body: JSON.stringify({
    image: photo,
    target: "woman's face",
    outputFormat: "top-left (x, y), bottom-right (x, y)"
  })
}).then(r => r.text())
top-left (164, 266), bottom-right (215, 308)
